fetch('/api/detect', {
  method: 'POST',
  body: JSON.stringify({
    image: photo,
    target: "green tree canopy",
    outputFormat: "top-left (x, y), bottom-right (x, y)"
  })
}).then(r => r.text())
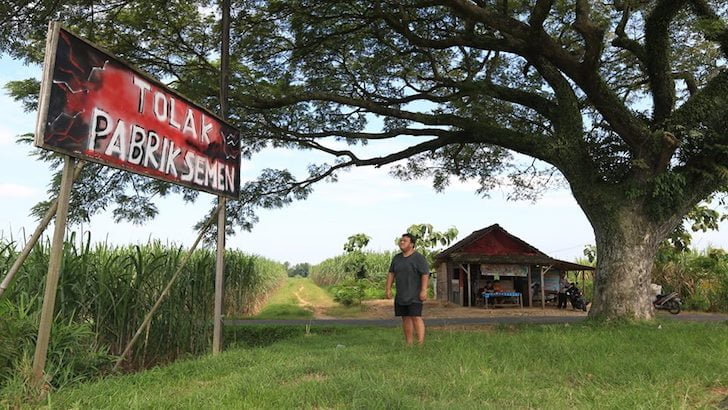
top-left (343, 233), bottom-right (371, 253)
top-left (401, 223), bottom-right (459, 266)
top-left (288, 262), bottom-right (311, 277)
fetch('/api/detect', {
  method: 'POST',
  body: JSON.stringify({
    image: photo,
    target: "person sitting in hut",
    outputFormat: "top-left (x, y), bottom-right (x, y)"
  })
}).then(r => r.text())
top-left (484, 281), bottom-right (495, 293)
top-left (492, 280), bottom-right (504, 293)
top-left (489, 280), bottom-right (506, 305)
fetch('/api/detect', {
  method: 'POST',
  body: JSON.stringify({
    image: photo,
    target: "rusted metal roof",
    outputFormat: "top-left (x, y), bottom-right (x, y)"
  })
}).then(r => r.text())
top-left (550, 259), bottom-right (595, 271)
top-left (436, 224), bottom-right (549, 259)
top-left (445, 253), bottom-right (553, 264)
top-left (436, 225), bottom-right (595, 271)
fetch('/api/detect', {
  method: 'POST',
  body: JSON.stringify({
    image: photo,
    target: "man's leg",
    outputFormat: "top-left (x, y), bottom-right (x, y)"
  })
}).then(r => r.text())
top-left (412, 316), bottom-right (425, 345)
top-left (402, 316), bottom-right (414, 345)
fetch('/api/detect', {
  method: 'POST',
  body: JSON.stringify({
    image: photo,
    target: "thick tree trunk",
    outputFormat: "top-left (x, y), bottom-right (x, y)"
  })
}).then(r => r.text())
top-left (587, 208), bottom-right (664, 320)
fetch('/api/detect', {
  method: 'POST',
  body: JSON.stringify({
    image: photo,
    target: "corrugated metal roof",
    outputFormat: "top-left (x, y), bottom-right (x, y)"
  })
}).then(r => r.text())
top-left (435, 225), bottom-right (595, 271)
top-left (436, 224), bottom-right (547, 258)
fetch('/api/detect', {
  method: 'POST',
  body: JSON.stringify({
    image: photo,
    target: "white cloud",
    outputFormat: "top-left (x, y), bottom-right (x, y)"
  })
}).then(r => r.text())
top-left (0, 183), bottom-right (40, 198)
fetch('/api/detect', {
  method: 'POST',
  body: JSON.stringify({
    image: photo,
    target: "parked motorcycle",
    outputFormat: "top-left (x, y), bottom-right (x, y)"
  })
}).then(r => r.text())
top-left (565, 282), bottom-right (588, 311)
top-left (653, 292), bottom-right (682, 314)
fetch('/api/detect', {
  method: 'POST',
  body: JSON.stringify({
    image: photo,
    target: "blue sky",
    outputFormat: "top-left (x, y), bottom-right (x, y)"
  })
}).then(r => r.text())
top-left (1, 54), bottom-right (726, 265)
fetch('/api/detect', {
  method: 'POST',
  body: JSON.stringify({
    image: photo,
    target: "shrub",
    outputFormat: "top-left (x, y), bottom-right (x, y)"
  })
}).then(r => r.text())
top-left (330, 278), bottom-right (386, 305)
top-left (332, 280), bottom-right (365, 306)
top-left (652, 246), bottom-right (728, 312)
top-left (713, 276), bottom-right (728, 312)
top-left (0, 300), bottom-right (115, 405)
top-left (0, 299), bottom-right (37, 385)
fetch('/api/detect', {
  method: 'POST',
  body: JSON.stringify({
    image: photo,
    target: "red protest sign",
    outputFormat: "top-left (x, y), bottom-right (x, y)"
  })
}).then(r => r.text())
top-left (35, 23), bottom-right (241, 199)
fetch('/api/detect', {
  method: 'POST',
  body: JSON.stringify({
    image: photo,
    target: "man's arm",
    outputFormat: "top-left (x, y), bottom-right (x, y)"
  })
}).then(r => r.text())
top-left (385, 272), bottom-right (394, 299)
top-left (419, 273), bottom-right (428, 301)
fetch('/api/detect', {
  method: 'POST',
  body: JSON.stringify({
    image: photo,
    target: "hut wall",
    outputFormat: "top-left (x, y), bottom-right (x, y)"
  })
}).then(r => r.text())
top-left (436, 262), bottom-right (448, 302)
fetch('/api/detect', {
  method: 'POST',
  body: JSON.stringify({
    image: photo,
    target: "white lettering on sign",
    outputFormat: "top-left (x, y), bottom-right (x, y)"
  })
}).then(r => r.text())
top-left (88, 108), bottom-right (235, 193)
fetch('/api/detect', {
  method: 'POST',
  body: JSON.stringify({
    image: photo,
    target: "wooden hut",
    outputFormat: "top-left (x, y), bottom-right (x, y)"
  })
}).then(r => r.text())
top-left (434, 224), bottom-right (594, 308)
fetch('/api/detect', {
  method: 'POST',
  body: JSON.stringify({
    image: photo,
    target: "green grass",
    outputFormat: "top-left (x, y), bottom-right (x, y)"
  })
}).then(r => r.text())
top-left (252, 277), bottom-right (334, 319)
top-left (253, 304), bottom-right (314, 319)
top-left (43, 321), bottom-right (728, 409)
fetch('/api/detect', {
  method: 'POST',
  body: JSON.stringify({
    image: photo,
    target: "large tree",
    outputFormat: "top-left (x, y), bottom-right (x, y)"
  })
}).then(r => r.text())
top-left (2, 1), bottom-right (727, 320)
top-left (230, 0), bottom-right (728, 320)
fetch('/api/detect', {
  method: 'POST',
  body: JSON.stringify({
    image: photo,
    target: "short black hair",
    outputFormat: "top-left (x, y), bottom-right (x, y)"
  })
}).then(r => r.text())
top-left (402, 233), bottom-right (417, 246)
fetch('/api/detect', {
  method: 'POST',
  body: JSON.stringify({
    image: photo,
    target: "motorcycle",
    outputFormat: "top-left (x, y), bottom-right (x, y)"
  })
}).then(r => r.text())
top-left (565, 282), bottom-right (588, 311)
top-left (653, 292), bottom-right (682, 314)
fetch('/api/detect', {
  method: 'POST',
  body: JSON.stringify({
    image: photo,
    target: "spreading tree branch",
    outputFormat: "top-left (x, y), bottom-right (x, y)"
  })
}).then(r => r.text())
top-left (573, 0), bottom-right (606, 70)
top-left (673, 71), bottom-right (699, 95)
top-left (441, 0), bottom-right (650, 152)
top-left (612, 6), bottom-right (647, 63)
top-left (527, 0), bottom-right (554, 30)
top-left (430, 77), bottom-right (559, 120)
top-left (644, 0), bottom-right (688, 124)
top-left (263, 125), bottom-right (458, 141)
top-left (246, 91), bottom-right (474, 128)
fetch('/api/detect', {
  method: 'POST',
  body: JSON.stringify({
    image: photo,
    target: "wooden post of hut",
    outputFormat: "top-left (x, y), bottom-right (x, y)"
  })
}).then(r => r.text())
top-left (539, 265), bottom-right (553, 310)
top-left (527, 266), bottom-right (533, 307)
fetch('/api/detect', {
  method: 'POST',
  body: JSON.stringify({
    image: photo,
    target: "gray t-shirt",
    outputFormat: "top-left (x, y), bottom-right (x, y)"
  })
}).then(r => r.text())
top-left (388, 251), bottom-right (429, 305)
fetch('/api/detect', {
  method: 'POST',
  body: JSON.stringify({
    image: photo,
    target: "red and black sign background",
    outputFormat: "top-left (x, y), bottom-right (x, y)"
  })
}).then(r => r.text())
top-left (36, 25), bottom-right (241, 199)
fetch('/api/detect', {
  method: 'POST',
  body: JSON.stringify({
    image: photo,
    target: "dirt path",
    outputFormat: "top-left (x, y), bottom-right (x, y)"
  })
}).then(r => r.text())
top-left (292, 285), bottom-right (334, 319)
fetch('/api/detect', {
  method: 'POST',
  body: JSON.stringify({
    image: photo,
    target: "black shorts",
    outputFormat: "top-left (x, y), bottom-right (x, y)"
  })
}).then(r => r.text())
top-left (394, 302), bottom-right (423, 317)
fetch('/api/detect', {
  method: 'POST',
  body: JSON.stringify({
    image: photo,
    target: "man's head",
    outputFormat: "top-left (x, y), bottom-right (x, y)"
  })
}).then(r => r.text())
top-left (398, 233), bottom-right (417, 252)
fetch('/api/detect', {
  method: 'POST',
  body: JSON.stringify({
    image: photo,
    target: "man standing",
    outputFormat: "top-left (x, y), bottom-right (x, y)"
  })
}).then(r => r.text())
top-left (558, 272), bottom-right (569, 309)
top-left (385, 233), bottom-right (429, 345)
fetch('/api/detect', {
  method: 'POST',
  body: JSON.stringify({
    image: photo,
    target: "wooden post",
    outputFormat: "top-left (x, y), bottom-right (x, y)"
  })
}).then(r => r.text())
top-left (527, 266), bottom-right (532, 308)
top-left (212, 0), bottom-right (231, 356)
top-left (466, 264), bottom-right (471, 307)
top-left (0, 162), bottom-right (85, 299)
top-left (443, 263), bottom-right (448, 302)
top-left (432, 264), bottom-right (437, 300)
top-left (539, 265), bottom-right (553, 310)
top-left (31, 156), bottom-right (75, 387)
top-left (540, 266), bottom-right (546, 310)
top-left (212, 198), bottom-right (225, 355)
top-left (458, 264), bottom-right (465, 306)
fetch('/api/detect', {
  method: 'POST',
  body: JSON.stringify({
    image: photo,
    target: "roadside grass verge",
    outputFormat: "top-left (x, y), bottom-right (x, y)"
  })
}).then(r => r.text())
top-left (45, 321), bottom-right (728, 409)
